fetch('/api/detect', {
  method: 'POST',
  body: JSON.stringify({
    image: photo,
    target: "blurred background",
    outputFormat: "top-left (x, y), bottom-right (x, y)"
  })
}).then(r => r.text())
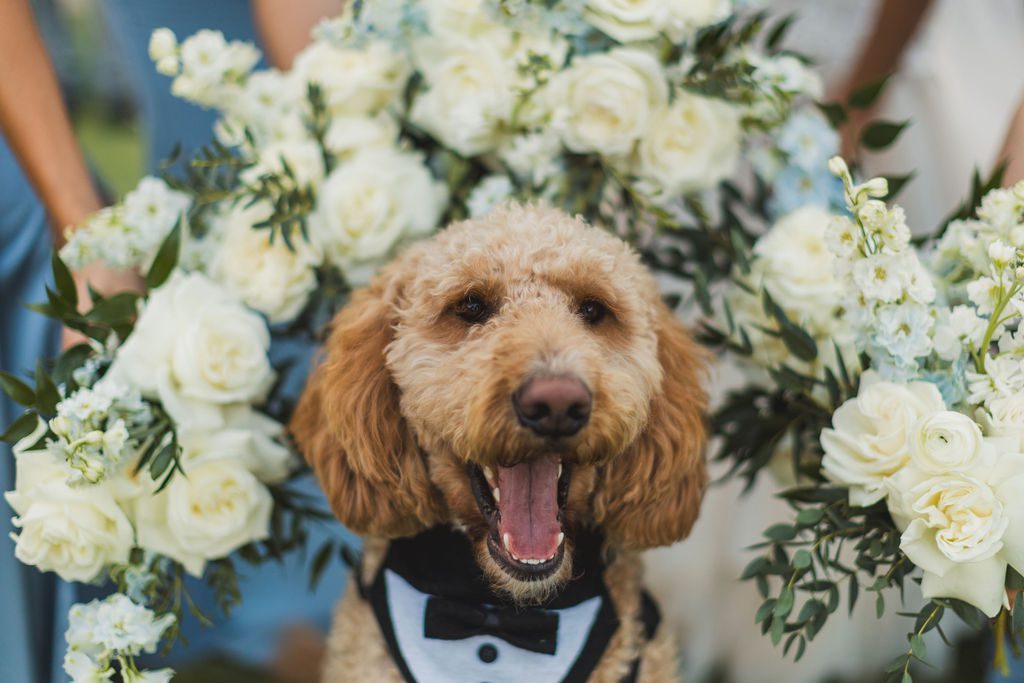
top-left (7, 0), bottom-right (1024, 682)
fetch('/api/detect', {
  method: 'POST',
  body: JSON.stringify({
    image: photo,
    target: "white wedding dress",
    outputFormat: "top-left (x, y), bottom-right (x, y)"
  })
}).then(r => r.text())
top-left (647, 2), bottom-right (1024, 682)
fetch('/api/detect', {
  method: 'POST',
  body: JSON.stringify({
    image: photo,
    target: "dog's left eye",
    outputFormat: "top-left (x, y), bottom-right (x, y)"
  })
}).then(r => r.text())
top-left (454, 294), bottom-right (492, 324)
top-left (577, 299), bottom-right (607, 326)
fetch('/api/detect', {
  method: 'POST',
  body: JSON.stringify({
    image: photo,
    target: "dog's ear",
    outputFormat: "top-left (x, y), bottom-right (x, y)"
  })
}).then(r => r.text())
top-left (594, 305), bottom-right (709, 549)
top-left (290, 268), bottom-right (446, 538)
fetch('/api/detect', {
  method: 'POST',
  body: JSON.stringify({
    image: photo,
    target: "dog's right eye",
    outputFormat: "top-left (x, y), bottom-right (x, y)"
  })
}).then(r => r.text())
top-left (454, 294), bottom-right (491, 324)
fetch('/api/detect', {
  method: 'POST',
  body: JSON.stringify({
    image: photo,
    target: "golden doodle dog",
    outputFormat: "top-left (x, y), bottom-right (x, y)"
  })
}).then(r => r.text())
top-left (291, 204), bottom-right (708, 682)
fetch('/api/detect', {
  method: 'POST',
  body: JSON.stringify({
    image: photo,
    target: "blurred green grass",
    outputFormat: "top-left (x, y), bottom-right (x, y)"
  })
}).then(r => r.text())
top-left (74, 105), bottom-right (143, 200)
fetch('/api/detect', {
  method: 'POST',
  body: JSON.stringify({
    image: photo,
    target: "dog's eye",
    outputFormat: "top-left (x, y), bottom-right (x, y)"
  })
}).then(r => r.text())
top-left (577, 299), bottom-right (607, 326)
top-left (454, 294), bottom-right (492, 324)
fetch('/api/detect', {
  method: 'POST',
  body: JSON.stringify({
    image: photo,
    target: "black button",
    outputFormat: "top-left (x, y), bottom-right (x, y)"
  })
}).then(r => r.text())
top-left (478, 643), bottom-right (498, 664)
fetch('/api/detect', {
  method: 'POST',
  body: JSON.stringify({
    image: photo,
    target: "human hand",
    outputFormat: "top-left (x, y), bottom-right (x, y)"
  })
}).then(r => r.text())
top-left (62, 262), bottom-right (144, 349)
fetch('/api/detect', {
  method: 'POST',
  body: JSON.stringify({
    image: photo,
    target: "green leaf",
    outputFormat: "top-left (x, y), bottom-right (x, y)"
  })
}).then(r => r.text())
top-left (0, 412), bottom-right (38, 443)
top-left (756, 599), bottom-right (776, 624)
top-left (308, 541), bottom-right (335, 591)
top-left (1013, 592), bottom-right (1024, 634)
top-left (817, 101), bottom-right (847, 128)
top-left (796, 508), bottom-right (824, 526)
top-left (860, 120), bottom-right (910, 151)
top-left (902, 672), bottom-right (913, 683)
top-left (876, 592), bottom-right (885, 618)
top-left (774, 587), bottom-right (795, 618)
top-left (848, 577), bottom-right (859, 616)
top-left (770, 615), bottom-right (785, 646)
top-left (764, 524), bottom-right (797, 541)
top-left (778, 321), bottom-right (818, 362)
top-left (150, 440), bottom-right (176, 480)
top-left (793, 550), bottom-right (812, 569)
top-left (33, 362), bottom-right (61, 416)
top-left (847, 73), bottom-right (892, 109)
top-left (742, 556), bottom-right (770, 580)
top-left (85, 292), bottom-right (140, 324)
top-left (883, 172), bottom-right (916, 201)
top-left (146, 219), bottom-right (183, 289)
top-left (51, 252), bottom-right (77, 310)
top-left (0, 372), bottom-right (35, 406)
top-left (909, 634), bottom-right (927, 660)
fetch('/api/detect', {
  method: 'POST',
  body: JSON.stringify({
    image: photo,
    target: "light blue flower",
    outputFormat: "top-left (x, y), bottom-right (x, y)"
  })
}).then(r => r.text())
top-left (777, 109), bottom-right (840, 172)
top-left (768, 165), bottom-right (844, 218)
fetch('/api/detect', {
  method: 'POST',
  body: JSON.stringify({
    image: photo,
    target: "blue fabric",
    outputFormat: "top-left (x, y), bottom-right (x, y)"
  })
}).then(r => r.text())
top-left (101, 1), bottom-right (353, 669)
top-left (0, 131), bottom-right (64, 683)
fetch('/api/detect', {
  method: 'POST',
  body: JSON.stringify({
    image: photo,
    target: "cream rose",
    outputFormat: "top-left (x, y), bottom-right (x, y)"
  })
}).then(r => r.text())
top-left (5, 445), bottom-right (133, 582)
top-left (241, 138), bottom-right (325, 190)
top-left (908, 411), bottom-right (986, 474)
top-left (209, 203), bottom-right (320, 324)
top-left (323, 114), bottom-right (399, 158)
top-left (637, 93), bottom-right (741, 196)
top-left (884, 449), bottom-right (1024, 617)
top-left (549, 47), bottom-right (666, 157)
top-left (105, 271), bottom-right (275, 432)
top-left (820, 371), bottom-right (946, 506)
top-left (312, 147), bottom-right (446, 285)
top-left (292, 41), bottom-right (409, 116)
top-left (409, 34), bottom-right (517, 156)
top-left (179, 406), bottom-right (295, 484)
top-left (978, 395), bottom-right (1024, 449)
top-left (133, 456), bottom-right (273, 577)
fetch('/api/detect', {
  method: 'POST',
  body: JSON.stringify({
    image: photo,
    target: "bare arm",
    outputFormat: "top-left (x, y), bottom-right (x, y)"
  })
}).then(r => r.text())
top-left (252, 0), bottom-right (343, 69)
top-left (0, 0), bottom-right (102, 245)
top-left (999, 95), bottom-right (1024, 185)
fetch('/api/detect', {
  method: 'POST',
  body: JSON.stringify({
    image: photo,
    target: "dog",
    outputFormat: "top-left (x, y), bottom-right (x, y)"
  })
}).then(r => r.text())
top-left (291, 204), bottom-right (708, 682)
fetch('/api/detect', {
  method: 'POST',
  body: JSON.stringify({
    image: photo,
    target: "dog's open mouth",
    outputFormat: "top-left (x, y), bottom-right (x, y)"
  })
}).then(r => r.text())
top-left (469, 456), bottom-right (570, 580)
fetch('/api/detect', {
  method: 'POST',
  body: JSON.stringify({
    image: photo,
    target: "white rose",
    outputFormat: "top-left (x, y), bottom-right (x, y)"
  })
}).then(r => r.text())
top-left (410, 34), bottom-right (518, 156)
top-left (978, 395), bottom-right (1024, 449)
top-left (5, 448), bottom-right (133, 582)
top-left (134, 457), bottom-right (273, 576)
top-left (820, 371), bottom-right (946, 506)
top-left (420, 0), bottom-right (502, 38)
top-left (241, 138), bottom-right (325, 190)
top-left (209, 202), bottom-right (320, 324)
top-left (323, 114), bottom-right (398, 158)
top-left (105, 271), bottom-right (275, 432)
top-left (147, 28), bottom-right (178, 62)
top-left (179, 406), bottom-right (295, 484)
top-left (908, 411), bottom-right (985, 474)
top-left (312, 147), bottom-right (446, 285)
top-left (550, 47), bottom-right (667, 157)
top-left (637, 93), bottom-right (741, 196)
top-left (751, 206), bottom-right (842, 333)
top-left (292, 41), bottom-right (409, 116)
top-left (88, 594), bottom-right (175, 654)
top-left (585, 0), bottom-right (728, 42)
top-left (885, 449), bottom-right (1024, 617)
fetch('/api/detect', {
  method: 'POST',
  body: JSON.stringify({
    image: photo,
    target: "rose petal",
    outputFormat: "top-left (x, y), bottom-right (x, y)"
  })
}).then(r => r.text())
top-left (900, 518), bottom-right (954, 576)
top-left (920, 557), bottom-right (1007, 617)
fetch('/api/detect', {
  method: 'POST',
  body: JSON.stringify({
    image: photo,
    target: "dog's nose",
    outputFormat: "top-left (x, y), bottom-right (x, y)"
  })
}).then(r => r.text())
top-left (513, 375), bottom-right (591, 438)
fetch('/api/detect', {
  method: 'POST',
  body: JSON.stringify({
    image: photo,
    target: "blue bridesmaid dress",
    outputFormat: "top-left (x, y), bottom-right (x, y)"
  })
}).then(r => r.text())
top-left (0, 132), bottom-right (65, 683)
top-left (101, 0), bottom-right (352, 671)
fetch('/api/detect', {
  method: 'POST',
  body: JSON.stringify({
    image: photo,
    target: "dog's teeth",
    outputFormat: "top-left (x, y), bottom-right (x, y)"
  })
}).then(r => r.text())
top-left (557, 462), bottom-right (563, 478)
top-left (492, 487), bottom-right (500, 503)
top-left (557, 532), bottom-right (565, 546)
top-left (483, 466), bottom-right (495, 484)
top-left (503, 532), bottom-right (512, 552)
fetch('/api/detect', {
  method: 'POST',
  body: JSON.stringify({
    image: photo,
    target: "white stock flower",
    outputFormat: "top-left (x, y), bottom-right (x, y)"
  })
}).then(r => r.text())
top-left (549, 47), bottom-right (666, 157)
top-left (105, 271), bottom-right (275, 432)
top-left (636, 92), bottom-right (741, 197)
top-left (123, 669), bottom-right (175, 683)
top-left (966, 276), bottom-right (1001, 315)
top-left (171, 30), bottom-right (259, 107)
top-left (313, 147), bottom-right (446, 285)
top-left (872, 302), bottom-right (933, 363)
top-left (824, 215), bottom-right (859, 258)
top-left (852, 253), bottom-right (904, 302)
top-left (5, 446), bottom-right (133, 582)
top-left (500, 131), bottom-right (563, 186)
top-left (978, 185), bottom-right (1024, 233)
top-left (148, 29), bottom-right (178, 77)
top-left (966, 357), bottom-right (1024, 405)
top-left (410, 34), bottom-right (518, 156)
top-left (932, 305), bottom-right (986, 360)
top-left (88, 594), bottom-right (175, 655)
top-left (820, 371), bottom-right (946, 505)
top-left (208, 202), bottom-right (320, 324)
top-left (64, 650), bottom-right (113, 683)
top-left (858, 200), bottom-right (910, 251)
top-left (134, 454), bottom-right (273, 577)
top-left (292, 41), bottom-right (409, 116)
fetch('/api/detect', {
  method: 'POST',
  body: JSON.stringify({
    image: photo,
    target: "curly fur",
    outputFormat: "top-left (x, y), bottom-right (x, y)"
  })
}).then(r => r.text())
top-left (291, 204), bottom-right (709, 682)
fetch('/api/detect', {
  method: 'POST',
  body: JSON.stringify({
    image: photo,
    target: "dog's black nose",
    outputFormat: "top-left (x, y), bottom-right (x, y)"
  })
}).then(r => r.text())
top-left (513, 375), bottom-right (591, 438)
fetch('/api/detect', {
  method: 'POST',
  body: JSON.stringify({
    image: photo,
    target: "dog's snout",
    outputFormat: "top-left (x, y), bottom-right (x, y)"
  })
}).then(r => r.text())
top-left (513, 375), bottom-right (591, 438)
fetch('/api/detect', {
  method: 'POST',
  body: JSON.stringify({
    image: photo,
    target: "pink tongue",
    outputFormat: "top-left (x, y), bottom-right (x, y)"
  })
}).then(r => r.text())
top-left (496, 456), bottom-right (561, 561)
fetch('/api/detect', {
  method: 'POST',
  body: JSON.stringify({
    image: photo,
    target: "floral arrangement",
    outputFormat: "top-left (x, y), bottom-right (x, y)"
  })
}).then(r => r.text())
top-left (714, 152), bottom-right (1024, 679)
top-left (1, 1), bottom-right (841, 680)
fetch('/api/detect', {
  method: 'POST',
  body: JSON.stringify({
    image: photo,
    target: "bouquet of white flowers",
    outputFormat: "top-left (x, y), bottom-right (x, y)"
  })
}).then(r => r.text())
top-left (1, 2), bottom-right (858, 679)
top-left (714, 153), bottom-right (1024, 679)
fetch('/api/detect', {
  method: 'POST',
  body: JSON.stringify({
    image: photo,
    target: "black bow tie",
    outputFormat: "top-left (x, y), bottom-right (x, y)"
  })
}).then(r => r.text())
top-left (424, 596), bottom-right (559, 655)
